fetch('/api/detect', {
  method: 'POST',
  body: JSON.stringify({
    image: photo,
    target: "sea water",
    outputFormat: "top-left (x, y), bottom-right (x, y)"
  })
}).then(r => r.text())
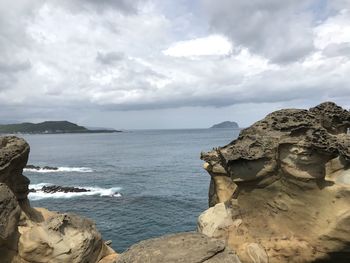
top-left (21, 129), bottom-right (238, 251)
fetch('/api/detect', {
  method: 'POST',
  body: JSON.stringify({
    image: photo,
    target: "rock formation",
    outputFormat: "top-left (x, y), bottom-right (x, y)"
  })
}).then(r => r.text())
top-left (200, 102), bottom-right (350, 262)
top-left (0, 136), bottom-right (118, 263)
top-left (116, 232), bottom-right (241, 263)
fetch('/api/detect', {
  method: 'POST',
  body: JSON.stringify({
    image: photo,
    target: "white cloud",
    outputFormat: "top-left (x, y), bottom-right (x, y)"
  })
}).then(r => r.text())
top-left (162, 35), bottom-right (232, 57)
top-left (314, 9), bottom-right (350, 50)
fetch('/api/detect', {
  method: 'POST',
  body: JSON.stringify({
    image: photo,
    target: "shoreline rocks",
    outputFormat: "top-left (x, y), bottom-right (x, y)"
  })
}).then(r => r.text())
top-left (41, 185), bottom-right (90, 193)
top-left (200, 102), bottom-right (350, 262)
top-left (0, 136), bottom-right (118, 263)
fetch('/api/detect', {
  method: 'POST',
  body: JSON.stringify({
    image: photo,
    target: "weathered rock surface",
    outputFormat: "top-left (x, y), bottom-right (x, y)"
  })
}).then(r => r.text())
top-left (116, 232), bottom-right (241, 263)
top-left (0, 137), bottom-right (30, 203)
top-left (0, 184), bottom-right (21, 244)
top-left (0, 136), bottom-right (117, 263)
top-left (200, 102), bottom-right (350, 262)
top-left (41, 185), bottom-right (90, 193)
top-left (18, 213), bottom-right (104, 263)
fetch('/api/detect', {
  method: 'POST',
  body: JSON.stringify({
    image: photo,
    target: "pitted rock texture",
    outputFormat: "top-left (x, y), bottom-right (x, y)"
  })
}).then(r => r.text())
top-left (0, 137), bottom-right (30, 203)
top-left (0, 136), bottom-right (117, 263)
top-left (200, 102), bottom-right (350, 262)
top-left (116, 232), bottom-right (241, 263)
top-left (0, 184), bottom-right (21, 243)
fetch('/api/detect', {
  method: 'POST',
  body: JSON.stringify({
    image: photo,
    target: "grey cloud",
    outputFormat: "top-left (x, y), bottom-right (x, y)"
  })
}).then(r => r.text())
top-left (96, 51), bottom-right (125, 65)
top-left (0, 61), bottom-right (31, 73)
top-left (323, 43), bottom-right (350, 57)
top-left (54, 0), bottom-right (145, 15)
top-left (201, 0), bottom-right (315, 64)
top-left (0, 61), bottom-right (31, 91)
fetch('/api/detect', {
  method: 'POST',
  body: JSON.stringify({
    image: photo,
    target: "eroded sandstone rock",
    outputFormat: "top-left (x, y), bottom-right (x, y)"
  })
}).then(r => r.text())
top-left (200, 102), bottom-right (350, 262)
top-left (18, 213), bottom-right (104, 263)
top-left (0, 184), bottom-right (21, 243)
top-left (116, 232), bottom-right (241, 263)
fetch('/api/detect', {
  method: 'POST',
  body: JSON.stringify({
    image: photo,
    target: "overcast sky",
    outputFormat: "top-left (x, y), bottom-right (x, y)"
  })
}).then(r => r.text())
top-left (1, 0), bottom-right (350, 129)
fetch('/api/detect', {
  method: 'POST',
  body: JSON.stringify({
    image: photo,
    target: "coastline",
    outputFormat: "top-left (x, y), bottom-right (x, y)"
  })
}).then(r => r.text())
top-left (1, 102), bottom-right (349, 262)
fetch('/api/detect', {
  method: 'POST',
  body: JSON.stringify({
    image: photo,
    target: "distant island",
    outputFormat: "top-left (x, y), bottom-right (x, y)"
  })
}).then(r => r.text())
top-left (0, 121), bottom-right (121, 134)
top-left (210, 121), bottom-right (239, 129)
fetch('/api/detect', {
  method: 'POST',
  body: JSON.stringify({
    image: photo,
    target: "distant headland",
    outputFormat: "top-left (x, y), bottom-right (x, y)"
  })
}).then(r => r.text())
top-left (210, 121), bottom-right (239, 129)
top-left (0, 121), bottom-right (121, 134)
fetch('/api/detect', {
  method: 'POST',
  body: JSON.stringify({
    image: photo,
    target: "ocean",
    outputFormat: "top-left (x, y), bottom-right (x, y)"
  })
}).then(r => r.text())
top-left (21, 129), bottom-right (239, 252)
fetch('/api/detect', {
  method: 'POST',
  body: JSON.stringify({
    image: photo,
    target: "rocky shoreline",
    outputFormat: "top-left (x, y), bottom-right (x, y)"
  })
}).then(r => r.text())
top-left (1, 102), bottom-right (349, 262)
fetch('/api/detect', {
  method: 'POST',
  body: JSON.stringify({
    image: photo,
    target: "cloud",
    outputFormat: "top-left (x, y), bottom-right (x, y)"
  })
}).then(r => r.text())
top-left (162, 35), bottom-right (232, 57)
top-left (201, 0), bottom-right (316, 63)
top-left (51, 0), bottom-right (145, 15)
top-left (0, 60), bottom-right (31, 73)
top-left (96, 52), bottom-right (125, 65)
top-left (0, 0), bottom-right (350, 128)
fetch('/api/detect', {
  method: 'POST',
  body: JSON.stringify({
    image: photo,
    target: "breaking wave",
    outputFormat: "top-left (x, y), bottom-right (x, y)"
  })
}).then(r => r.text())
top-left (29, 183), bottom-right (122, 200)
top-left (24, 167), bottom-right (93, 173)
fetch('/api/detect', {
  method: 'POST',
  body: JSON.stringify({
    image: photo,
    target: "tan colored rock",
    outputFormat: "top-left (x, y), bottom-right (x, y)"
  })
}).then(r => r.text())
top-left (245, 243), bottom-right (268, 263)
top-left (197, 202), bottom-right (234, 238)
top-left (201, 102), bottom-right (350, 262)
top-left (18, 213), bottom-right (103, 263)
top-left (98, 253), bottom-right (119, 263)
top-left (116, 232), bottom-right (241, 263)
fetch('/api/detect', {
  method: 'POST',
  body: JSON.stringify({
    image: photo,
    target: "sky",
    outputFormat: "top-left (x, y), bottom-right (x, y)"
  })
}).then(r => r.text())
top-left (1, 0), bottom-right (350, 129)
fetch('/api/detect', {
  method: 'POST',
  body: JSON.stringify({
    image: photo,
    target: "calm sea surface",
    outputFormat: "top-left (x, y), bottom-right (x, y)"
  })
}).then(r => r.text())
top-left (21, 129), bottom-right (238, 251)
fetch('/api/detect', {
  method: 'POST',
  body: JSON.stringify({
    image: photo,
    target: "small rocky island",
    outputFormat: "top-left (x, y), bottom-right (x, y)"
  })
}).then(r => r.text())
top-left (210, 121), bottom-right (239, 129)
top-left (0, 121), bottom-right (121, 134)
top-left (0, 102), bottom-right (349, 263)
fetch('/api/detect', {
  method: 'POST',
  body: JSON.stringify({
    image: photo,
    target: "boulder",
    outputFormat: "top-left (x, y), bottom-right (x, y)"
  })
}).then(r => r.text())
top-left (116, 232), bottom-right (241, 263)
top-left (200, 102), bottom-right (350, 262)
top-left (18, 213), bottom-right (104, 263)
top-left (197, 202), bottom-right (234, 238)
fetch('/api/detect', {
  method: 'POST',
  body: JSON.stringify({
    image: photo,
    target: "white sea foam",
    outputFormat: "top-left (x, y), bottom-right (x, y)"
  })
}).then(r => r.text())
top-left (24, 167), bottom-right (93, 173)
top-left (29, 183), bottom-right (122, 200)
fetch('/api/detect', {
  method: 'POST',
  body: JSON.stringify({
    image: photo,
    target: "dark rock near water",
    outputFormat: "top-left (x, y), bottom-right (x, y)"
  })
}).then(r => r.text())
top-left (41, 185), bottom-right (90, 193)
top-left (26, 164), bottom-right (58, 170)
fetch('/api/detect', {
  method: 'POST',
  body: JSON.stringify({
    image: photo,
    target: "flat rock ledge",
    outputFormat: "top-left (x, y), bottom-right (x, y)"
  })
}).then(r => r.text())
top-left (116, 232), bottom-right (241, 263)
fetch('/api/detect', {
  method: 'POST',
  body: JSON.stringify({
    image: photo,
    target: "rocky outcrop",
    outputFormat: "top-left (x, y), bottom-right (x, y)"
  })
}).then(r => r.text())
top-left (0, 137), bottom-right (30, 204)
top-left (200, 102), bottom-right (350, 262)
top-left (116, 232), bottom-right (241, 263)
top-left (35, 185), bottom-right (90, 193)
top-left (0, 183), bottom-right (21, 263)
top-left (25, 165), bottom-right (58, 170)
top-left (0, 136), bottom-right (117, 263)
